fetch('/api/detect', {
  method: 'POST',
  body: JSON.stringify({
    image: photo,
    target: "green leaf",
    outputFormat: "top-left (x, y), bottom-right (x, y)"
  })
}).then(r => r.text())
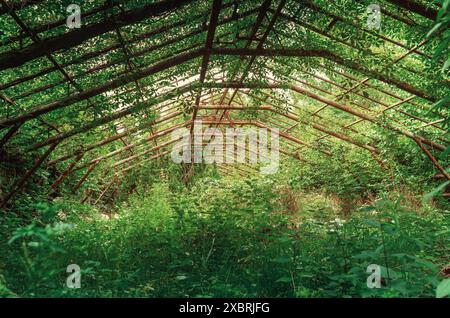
top-left (175, 275), bottom-right (188, 281)
top-left (379, 266), bottom-right (398, 280)
top-left (432, 37), bottom-right (450, 61)
top-left (275, 276), bottom-right (292, 283)
top-left (423, 181), bottom-right (450, 202)
top-left (429, 96), bottom-right (450, 113)
top-left (442, 57), bottom-right (450, 73)
top-left (427, 22), bottom-right (443, 38)
top-left (435, 229), bottom-right (450, 236)
top-left (353, 250), bottom-right (378, 259)
top-left (436, 278), bottom-right (450, 298)
top-left (414, 258), bottom-right (438, 270)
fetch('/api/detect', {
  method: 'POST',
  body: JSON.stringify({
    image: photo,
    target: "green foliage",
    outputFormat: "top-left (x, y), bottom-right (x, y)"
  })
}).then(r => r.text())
top-left (436, 278), bottom-right (450, 298)
top-left (1, 177), bottom-right (448, 298)
top-left (0, 0), bottom-right (449, 300)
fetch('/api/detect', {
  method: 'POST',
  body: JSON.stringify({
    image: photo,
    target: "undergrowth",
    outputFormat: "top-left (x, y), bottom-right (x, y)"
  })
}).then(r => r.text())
top-left (1, 177), bottom-right (448, 298)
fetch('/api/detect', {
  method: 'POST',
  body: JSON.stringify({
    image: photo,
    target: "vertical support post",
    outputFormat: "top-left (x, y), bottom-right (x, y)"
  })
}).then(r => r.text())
top-left (184, 0), bottom-right (222, 183)
top-left (72, 161), bottom-right (99, 194)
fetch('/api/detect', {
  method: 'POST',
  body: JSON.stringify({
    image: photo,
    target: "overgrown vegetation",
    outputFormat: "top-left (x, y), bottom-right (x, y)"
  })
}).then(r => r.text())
top-left (1, 162), bottom-right (449, 297)
top-left (0, 0), bottom-right (449, 299)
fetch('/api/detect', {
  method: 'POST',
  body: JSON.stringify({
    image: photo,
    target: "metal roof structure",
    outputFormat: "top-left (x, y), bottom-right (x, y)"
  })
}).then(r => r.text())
top-left (0, 0), bottom-right (448, 207)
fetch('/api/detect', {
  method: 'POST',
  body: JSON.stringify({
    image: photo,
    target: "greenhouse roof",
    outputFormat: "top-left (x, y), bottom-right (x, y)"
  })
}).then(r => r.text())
top-left (0, 0), bottom-right (448, 206)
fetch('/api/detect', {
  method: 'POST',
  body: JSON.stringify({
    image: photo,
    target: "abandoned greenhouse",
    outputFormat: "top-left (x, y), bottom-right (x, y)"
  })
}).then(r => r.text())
top-left (0, 0), bottom-right (449, 301)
